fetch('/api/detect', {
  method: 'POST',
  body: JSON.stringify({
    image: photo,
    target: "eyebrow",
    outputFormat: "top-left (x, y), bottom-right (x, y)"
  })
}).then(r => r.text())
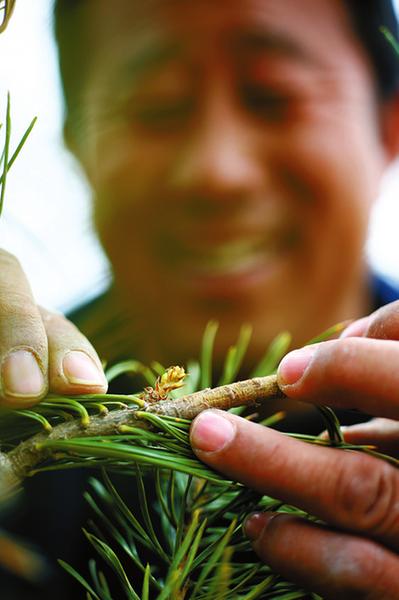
top-left (233, 29), bottom-right (317, 66)
top-left (112, 26), bottom-right (317, 90)
top-left (117, 39), bottom-right (185, 82)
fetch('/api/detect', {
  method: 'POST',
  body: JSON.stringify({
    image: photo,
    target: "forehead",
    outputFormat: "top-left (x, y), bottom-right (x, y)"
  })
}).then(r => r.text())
top-left (88, 0), bottom-right (362, 60)
top-left (92, 0), bottom-right (349, 33)
top-left (82, 0), bottom-right (372, 95)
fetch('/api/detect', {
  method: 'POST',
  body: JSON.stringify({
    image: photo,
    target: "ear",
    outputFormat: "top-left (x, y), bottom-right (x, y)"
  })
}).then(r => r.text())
top-left (380, 93), bottom-right (399, 160)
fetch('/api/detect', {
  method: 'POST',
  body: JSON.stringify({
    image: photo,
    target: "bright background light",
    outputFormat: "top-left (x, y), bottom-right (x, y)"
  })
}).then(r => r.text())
top-left (0, 0), bottom-right (398, 313)
top-left (0, 0), bottom-right (110, 312)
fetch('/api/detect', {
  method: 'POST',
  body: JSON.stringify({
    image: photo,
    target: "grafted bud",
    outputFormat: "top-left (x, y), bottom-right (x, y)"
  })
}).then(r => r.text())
top-left (142, 365), bottom-right (187, 403)
top-left (158, 366), bottom-right (186, 395)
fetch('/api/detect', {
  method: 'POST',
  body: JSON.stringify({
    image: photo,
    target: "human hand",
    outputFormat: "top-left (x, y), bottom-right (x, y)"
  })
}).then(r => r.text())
top-left (190, 301), bottom-right (399, 599)
top-left (0, 249), bottom-right (107, 407)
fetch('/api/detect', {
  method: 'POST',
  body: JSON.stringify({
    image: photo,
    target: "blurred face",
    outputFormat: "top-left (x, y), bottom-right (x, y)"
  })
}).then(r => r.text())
top-left (74, 0), bottom-right (391, 365)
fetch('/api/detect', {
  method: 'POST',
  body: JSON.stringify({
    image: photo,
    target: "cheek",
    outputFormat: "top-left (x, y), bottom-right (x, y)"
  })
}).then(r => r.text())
top-left (278, 123), bottom-right (381, 259)
top-left (91, 146), bottom-right (179, 297)
top-left (91, 132), bottom-right (177, 239)
top-left (266, 123), bottom-right (382, 311)
top-left (86, 114), bottom-right (181, 198)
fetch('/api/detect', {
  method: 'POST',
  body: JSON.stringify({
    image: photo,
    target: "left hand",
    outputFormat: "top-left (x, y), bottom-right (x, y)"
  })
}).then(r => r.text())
top-left (190, 301), bottom-right (399, 599)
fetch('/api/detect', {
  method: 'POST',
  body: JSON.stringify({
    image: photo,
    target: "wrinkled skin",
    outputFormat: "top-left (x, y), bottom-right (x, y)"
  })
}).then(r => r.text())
top-left (191, 302), bottom-right (399, 599)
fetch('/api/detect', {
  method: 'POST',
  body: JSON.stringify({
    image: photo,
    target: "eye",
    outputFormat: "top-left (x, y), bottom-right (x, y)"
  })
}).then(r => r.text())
top-left (129, 97), bottom-right (195, 132)
top-left (240, 86), bottom-right (291, 123)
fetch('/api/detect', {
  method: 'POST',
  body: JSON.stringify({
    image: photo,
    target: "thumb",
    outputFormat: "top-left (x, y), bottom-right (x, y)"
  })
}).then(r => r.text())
top-left (277, 337), bottom-right (399, 420)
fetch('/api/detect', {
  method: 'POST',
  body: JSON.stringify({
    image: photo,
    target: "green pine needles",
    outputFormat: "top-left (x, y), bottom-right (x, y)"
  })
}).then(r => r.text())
top-left (0, 320), bottom-right (396, 599)
top-left (1, 96), bottom-right (397, 599)
top-left (0, 93), bottom-right (36, 217)
top-left (0, 322), bottom-right (320, 599)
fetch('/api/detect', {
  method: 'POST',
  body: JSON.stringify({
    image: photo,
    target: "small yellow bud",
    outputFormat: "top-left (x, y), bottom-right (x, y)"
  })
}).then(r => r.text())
top-left (158, 366), bottom-right (186, 394)
top-left (141, 366), bottom-right (187, 403)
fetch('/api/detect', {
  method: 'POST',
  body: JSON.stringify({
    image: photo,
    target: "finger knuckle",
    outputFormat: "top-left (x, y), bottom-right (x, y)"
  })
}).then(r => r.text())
top-left (329, 540), bottom-right (387, 599)
top-left (335, 456), bottom-right (398, 535)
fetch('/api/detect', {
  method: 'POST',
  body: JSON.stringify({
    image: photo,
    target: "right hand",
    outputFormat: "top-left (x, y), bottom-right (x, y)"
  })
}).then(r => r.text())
top-left (0, 249), bottom-right (107, 407)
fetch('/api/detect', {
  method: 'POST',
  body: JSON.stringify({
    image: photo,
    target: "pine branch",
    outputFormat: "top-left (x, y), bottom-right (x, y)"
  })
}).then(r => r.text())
top-left (148, 374), bottom-right (283, 418)
top-left (0, 374), bottom-right (283, 496)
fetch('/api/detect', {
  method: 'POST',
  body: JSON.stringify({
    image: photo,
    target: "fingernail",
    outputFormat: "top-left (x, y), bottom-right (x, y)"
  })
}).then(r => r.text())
top-left (277, 345), bottom-right (318, 386)
top-left (190, 410), bottom-right (235, 453)
top-left (244, 512), bottom-right (273, 541)
top-left (63, 351), bottom-right (105, 386)
top-left (340, 316), bottom-right (371, 338)
top-left (2, 350), bottom-right (45, 398)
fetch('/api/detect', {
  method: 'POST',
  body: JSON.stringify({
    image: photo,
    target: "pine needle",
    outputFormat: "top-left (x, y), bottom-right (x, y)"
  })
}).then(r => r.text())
top-left (200, 321), bottom-right (219, 389)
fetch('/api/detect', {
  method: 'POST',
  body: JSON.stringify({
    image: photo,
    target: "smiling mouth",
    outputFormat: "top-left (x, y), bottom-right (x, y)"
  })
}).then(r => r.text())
top-left (160, 229), bottom-right (300, 281)
top-left (184, 238), bottom-right (276, 276)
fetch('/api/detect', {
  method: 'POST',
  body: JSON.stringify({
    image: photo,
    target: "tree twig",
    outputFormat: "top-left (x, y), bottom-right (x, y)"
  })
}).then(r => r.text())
top-left (0, 374), bottom-right (283, 496)
top-left (149, 374), bottom-right (282, 418)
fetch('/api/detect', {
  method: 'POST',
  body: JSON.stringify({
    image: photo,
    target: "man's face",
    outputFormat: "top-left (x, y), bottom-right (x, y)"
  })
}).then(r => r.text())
top-left (75, 0), bottom-right (390, 364)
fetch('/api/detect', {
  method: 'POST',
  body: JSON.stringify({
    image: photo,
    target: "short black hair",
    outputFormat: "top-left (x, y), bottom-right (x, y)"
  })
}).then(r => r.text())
top-left (53, 0), bottom-right (399, 129)
top-left (343, 0), bottom-right (399, 98)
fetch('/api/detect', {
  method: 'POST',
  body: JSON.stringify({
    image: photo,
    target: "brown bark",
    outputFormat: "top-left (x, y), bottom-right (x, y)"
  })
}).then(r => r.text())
top-left (0, 374), bottom-right (283, 497)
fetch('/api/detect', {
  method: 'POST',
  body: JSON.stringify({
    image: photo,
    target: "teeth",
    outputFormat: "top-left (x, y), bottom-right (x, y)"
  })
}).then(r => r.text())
top-left (197, 253), bottom-right (266, 276)
top-left (188, 238), bottom-right (274, 275)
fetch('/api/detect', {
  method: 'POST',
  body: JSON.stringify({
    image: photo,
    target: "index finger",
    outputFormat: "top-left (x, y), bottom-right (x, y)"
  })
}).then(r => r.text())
top-left (190, 410), bottom-right (399, 552)
top-left (277, 336), bottom-right (399, 419)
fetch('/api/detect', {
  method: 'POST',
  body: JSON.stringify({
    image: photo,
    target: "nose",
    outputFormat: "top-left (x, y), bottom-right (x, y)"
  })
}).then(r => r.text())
top-left (172, 86), bottom-right (265, 200)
